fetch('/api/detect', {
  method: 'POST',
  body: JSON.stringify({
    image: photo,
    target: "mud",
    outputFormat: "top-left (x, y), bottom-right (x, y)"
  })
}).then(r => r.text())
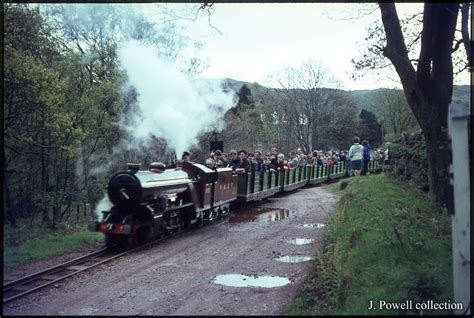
top-left (3, 186), bottom-right (339, 316)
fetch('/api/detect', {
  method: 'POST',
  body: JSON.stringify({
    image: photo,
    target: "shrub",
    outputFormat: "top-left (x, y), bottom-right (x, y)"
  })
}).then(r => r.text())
top-left (386, 135), bottom-right (428, 191)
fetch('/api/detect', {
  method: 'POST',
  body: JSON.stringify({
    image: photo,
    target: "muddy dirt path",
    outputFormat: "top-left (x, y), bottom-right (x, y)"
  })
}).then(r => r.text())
top-left (3, 186), bottom-right (339, 316)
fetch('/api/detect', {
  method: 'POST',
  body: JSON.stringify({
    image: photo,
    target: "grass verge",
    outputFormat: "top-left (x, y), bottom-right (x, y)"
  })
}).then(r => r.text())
top-left (286, 173), bottom-right (453, 315)
top-left (4, 216), bottom-right (104, 269)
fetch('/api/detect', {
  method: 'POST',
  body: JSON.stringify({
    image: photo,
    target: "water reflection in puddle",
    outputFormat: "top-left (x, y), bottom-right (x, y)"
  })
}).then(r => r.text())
top-left (275, 255), bottom-right (314, 263)
top-left (299, 223), bottom-right (325, 229)
top-left (213, 274), bottom-right (290, 288)
top-left (287, 238), bottom-right (314, 245)
top-left (229, 207), bottom-right (292, 224)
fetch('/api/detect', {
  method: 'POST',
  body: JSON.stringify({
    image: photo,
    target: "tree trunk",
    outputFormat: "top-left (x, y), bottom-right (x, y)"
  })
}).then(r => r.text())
top-left (379, 2), bottom-right (458, 214)
top-left (4, 178), bottom-right (16, 226)
top-left (423, 104), bottom-right (454, 213)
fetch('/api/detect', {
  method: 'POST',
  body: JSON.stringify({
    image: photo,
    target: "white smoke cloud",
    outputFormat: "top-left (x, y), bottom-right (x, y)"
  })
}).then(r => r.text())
top-left (117, 40), bottom-right (236, 157)
top-left (95, 193), bottom-right (113, 221)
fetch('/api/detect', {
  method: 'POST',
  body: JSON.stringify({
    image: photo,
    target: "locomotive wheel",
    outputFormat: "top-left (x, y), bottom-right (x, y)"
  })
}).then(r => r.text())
top-left (122, 237), bottom-right (138, 250)
top-left (105, 234), bottom-right (137, 250)
top-left (137, 226), bottom-right (154, 245)
top-left (190, 214), bottom-right (203, 229)
top-left (116, 236), bottom-right (137, 250)
top-left (166, 211), bottom-right (184, 233)
top-left (105, 234), bottom-right (116, 250)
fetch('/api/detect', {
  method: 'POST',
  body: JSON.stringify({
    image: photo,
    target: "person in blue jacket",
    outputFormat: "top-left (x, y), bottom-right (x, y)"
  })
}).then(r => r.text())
top-left (362, 140), bottom-right (372, 176)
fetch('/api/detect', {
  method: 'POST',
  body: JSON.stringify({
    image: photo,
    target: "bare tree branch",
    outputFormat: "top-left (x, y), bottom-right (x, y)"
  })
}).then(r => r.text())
top-left (378, 3), bottom-right (417, 96)
top-left (452, 38), bottom-right (464, 53)
top-left (198, 1), bottom-right (222, 35)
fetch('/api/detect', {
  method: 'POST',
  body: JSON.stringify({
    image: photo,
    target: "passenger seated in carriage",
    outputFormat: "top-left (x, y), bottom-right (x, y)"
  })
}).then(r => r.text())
top-left (289, 152), bottom-right (299, 168)
top-left (263, 157), bottom-right (274, 172)
top-left (275, 153), bottom-right (287, 171)
top-left (228, 150), bottom-right (241, 170)
top-left (254, 150), bottom-right (266, 173)
top-left (237, 150), bottom-right (251, 173)
top-left (181, 151), bottom-right (191, 162)
top-left (213, 150), bottom-right (225, 168)
top-left (248, 152), bottom-right (257, 172)
top-left (316, 152), bottom-right (324, 166)
top-left (221, 152), bottom-right (229, 167)
top-left (306, 151), bottom-right (315, 166)
top-left (267, 147), bottom-right (277, 169)
top-left (339, 150), bottom-right (347, 162)
top-left (298, 152), bottom-right (306, 167)
top-left (205, 158), bottom-right (215, 169)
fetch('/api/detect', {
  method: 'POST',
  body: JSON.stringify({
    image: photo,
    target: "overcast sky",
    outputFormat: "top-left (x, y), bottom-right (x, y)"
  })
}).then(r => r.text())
top-left (144, 3), bottom-right (469, 91)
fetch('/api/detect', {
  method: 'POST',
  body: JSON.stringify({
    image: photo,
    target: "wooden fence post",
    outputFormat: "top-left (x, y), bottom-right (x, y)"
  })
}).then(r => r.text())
top-left (448, 100), bottom-right (470, 315)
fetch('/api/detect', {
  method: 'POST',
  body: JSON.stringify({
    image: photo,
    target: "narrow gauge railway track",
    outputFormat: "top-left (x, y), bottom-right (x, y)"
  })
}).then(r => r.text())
top-left (3, 247), bottom-right (127, 304)
top-left (3, 226), bottom-right (201, 304)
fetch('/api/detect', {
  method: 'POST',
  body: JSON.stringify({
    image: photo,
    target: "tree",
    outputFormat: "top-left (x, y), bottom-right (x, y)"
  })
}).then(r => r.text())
top-left (228, 84), bottom-right (255, 116)
top-left (267, 59), bottom-right (359, 152)
top-left (356, 3), bottom-right (471, 213)
top-left (4, 3), bottom-right (73, 227)
top-left (373, 88), bottom-right (420, 141)
top-left (358, 109), bottom-right (382, 147)
top-left (220, 85), bottom-right (263, 152)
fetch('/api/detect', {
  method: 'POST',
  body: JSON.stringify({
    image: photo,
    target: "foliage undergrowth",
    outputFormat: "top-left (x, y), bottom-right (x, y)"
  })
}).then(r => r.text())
top-left (4, 214), bottom-right (104, 268)
top-left (386, 138), bottom-right (429, 191)
top-left (286, 173), bottom-right (452, 315)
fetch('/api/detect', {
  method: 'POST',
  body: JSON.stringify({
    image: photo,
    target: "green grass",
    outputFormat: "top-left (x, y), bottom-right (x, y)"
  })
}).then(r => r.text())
top-left (4, 215), bottom-right (104, 269)
top-left (286, 173), bottom-right (453, 315)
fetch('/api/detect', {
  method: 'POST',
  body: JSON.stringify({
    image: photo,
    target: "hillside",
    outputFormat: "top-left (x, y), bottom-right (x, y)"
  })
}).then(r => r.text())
top-left (221, 78), bottom-right (470, 114)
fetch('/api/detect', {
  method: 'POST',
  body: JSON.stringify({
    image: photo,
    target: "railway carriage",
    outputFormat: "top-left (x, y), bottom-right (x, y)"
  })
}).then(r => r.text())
top-left (308, 164), bottom-right (330, 185)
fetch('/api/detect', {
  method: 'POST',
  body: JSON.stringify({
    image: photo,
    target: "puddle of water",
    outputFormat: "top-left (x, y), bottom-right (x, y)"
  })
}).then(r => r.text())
top-left (300, 223), bottom-right (325, 229)
top-left (229, 207), bottom-right (292, 224)
top-left (213, 274), bottom-right (290, 288)
top-left (275, 255), bottom-right (314, 263)
top-left (287, 238), bottom-right (315, 245)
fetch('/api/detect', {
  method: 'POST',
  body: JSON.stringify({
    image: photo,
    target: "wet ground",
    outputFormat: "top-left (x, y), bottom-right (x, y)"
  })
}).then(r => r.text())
top-left (3, 186), bottom-right (339, 316)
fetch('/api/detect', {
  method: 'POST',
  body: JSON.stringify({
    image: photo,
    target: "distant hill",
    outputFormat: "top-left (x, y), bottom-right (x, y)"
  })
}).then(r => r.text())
top-left (221, 78), bottom-right (470, 116)
top-left (347, 88), bottom-right (385, 113)
top-left (348, 85), bottom-right (471, 114)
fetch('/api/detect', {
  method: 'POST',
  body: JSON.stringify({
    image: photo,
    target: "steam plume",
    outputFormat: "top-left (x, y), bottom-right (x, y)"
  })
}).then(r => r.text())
top-left (117, 40), bottom-right (236, 157)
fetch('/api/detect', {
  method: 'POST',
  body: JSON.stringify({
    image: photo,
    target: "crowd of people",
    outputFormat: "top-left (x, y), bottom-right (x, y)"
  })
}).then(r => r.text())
top-left (181, 136), bottom-right (387, 177)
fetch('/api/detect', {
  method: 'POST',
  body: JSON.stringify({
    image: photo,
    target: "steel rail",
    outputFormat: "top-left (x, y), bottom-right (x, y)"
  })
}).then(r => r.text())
top-left (2, 223), bottom-right (205, 304)
top-left (3, 247), bottom-right (121, 304)
top-left (4, 248), bottom-right (108, 289)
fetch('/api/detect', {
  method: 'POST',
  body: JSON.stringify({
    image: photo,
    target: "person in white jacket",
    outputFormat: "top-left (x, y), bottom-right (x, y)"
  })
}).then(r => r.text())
top-left (348, 136), bottom-right (364, 176)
